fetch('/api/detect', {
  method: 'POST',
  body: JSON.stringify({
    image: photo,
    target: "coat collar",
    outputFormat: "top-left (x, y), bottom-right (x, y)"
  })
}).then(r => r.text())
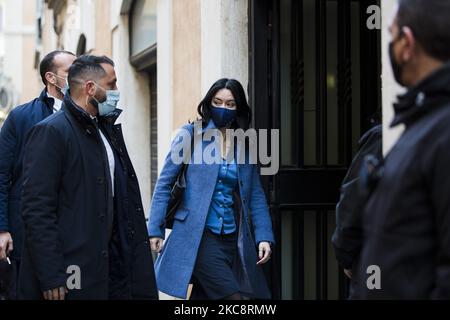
top-left (38, 89), bottom-right (55, 112)
top-left (62, 90), bottom-right (123, 130)
top-left (200, 119), bottom-right (217, 133)
top-left (391, 62), bottom-right (450, 127)
top-left (100, 109), bottom-right (123, 126)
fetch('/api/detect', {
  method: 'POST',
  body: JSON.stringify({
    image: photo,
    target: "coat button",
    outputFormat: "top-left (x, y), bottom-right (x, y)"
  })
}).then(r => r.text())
top-left (97, 177), bottom-right (104, 184)
top-left (136, 207), bottom-right (142, 212)
top-left (240, 181), bottom-right (244, 187)
top-left (101, 250), bottom-right (108, 259)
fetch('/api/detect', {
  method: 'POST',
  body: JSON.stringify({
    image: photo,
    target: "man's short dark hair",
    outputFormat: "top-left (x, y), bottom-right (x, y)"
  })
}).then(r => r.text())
top-left (68, 55), bottom-right (115, 89)
top-left (398, 0), bottom-right (450, 62)
top-left (39, 50), bottom-right (76, 86)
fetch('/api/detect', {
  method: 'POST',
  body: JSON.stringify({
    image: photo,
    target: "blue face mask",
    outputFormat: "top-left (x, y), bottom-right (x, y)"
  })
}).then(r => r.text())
top-left (92, 83), bottom-right (120, 116)
top-left (210, 105), bottom-right (237, 128)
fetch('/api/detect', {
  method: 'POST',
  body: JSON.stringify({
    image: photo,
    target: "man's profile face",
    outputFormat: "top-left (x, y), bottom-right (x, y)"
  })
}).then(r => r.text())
top-left (98, 63), bottom-right (118, 92)
top-left (90, 63), bottom-right (118, 104)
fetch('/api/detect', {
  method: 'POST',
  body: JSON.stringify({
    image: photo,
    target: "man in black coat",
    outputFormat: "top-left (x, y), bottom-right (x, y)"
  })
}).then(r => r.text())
top-left (354, 0), bottom-right (450, 299)
top-left (0, 50), bottom-right (76, 299)
top-left (332, 123), bottom-right (382, 298)
top-left (19, 55), bottom-right (158, 300)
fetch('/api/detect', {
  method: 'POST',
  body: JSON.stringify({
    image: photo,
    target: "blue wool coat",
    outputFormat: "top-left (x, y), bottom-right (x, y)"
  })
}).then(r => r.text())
top-left (147, 120), bottom-right (275, 299)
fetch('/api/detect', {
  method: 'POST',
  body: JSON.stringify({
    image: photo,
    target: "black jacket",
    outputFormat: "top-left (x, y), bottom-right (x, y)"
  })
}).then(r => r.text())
top-left (19, 93), bottom-right (158, 300)
top-left (354, 63), bottom-right (450, 299)
top-left (0, 90), bottom-right (54, 259)
top-left (332, 124), bottom-right (382, 269)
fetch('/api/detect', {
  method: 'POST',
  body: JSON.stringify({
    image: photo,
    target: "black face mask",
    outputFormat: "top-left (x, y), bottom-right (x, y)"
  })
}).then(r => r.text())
top-left (389, 35), bottom-right (405, 87)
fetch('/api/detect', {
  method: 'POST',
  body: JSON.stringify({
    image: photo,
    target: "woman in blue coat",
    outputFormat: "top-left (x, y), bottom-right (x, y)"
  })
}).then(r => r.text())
top-left (148, 79), bottom-right (275, 300)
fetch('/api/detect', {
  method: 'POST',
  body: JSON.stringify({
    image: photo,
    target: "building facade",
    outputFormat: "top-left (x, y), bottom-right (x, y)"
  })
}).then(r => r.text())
top-left (0, 0), bottom-right (40, 126)
top-left (1, 0), bottom-right (404, 300)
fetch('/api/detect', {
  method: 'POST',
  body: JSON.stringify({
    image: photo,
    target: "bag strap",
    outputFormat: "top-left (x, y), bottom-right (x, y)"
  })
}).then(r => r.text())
top-left (179, 122), bottom-right (195, 175)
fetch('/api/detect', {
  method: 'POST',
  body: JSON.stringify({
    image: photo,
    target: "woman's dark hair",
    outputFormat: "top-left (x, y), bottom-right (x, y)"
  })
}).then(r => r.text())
top-left (197, 78), bottom-right (252, 130)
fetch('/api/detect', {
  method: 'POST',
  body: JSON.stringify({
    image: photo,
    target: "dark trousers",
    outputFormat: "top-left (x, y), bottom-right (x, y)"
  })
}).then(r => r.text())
top-left (0, 258), bottom-right (19, 300)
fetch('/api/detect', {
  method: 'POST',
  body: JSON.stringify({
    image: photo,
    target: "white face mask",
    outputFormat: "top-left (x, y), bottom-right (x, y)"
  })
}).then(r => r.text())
top-left (51, 73), bottom-right (69, 96)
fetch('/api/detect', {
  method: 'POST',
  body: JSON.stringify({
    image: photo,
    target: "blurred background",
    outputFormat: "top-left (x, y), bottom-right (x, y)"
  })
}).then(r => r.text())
top-left (0, 0), bottom-right (404, 300)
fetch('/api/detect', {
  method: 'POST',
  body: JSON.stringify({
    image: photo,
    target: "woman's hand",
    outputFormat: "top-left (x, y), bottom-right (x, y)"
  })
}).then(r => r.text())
top-left (150, 237), bottom-right (164, 253)
top-left (257, 241), bottom-right (272, 265)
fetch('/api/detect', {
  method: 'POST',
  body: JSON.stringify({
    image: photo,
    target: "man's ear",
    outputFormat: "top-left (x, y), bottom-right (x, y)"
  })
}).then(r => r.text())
top-left (45, 72), bottom-right (56, 86)
top-left (401, 26), bottom-right (416, 62)
top-left (85, 81), bottom-right (97, 97)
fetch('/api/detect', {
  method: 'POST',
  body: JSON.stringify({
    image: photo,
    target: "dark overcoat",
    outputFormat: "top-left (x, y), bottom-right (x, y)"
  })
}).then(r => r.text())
top-left (19, 93), bottom-right (158, 299)
top-left (0, 90), bottom-right (54, 259)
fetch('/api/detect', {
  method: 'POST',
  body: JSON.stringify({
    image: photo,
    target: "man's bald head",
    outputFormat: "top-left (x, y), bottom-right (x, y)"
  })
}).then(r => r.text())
top-left (40, 50), bottom-right (76, 86)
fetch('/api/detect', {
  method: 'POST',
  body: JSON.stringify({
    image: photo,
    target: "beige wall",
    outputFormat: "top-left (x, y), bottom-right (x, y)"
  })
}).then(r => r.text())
top-left (22, 0), bottom-right (41, 100)
top-left (22, 30), bottom-right (41, 101)
top-left (172, 0), bottom-right (202, 129)
top-left (41, 5), bottom-right (58, 55)
top-left (23, 0), bottom-right (36, 25)
top-left (3, 0), bottom-right (40, 104)
top-left (156, 0), bottom-right (250, 170)
top-left (164, 0), bottom-right (250, 138)
top-left (156, 0), bottom-right (174, 172)
top-left (94, 0), bottom-right (112, 56)
top-left (201, 0), bottom-right (249, 97)
top-left (111, 12), bottom-right (152, 216)
top-left (381, 0), bottom-right (404, 155)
